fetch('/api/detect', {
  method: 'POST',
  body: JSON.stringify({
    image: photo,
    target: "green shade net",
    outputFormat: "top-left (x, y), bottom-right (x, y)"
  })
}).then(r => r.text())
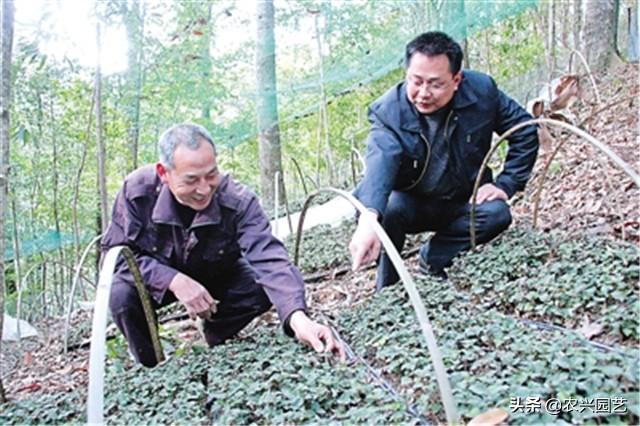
top-left (4, 230), bottom-right (91, 261)
top-left (216, 0), bottom-right (539, 147)
top-left (5, 0), bottom-right (540, 260)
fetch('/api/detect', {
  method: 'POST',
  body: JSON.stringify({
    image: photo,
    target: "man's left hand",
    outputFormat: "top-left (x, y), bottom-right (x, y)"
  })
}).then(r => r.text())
top-left (289, 311), bottom-right (346, 362)
top-left (472, 183), bottom-right (508, 204)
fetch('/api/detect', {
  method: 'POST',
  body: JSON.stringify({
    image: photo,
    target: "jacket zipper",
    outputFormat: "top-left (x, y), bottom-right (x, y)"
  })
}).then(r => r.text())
top-left (443, 109), bottom-right (468, 193)
top-left (443, 109), bottom-right (454, 141)
top-left (400, 109), bottom-right (454, 192)
top-left (399, 132), bottom-right (431, 192)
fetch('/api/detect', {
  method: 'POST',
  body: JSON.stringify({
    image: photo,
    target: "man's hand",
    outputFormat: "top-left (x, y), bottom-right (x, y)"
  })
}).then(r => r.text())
top-left (349, 210), bottom-right (381, 271)
top-left (168, 273), bottom-right (218, 320)
top-left (472, 183), bottom-right (508, 204)
top-left (289, 311), bottom-right (346, 362)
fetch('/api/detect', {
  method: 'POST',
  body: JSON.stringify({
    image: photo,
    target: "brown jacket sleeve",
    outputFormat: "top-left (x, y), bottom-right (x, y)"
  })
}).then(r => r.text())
top-left (234, 192), bottom-right (307, 330)
top-left (101, 181), bottom-right (179, 303)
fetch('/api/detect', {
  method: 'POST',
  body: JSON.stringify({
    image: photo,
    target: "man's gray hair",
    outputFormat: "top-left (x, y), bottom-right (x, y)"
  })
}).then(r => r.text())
top-left (158, 123), bottom-right (217, 169)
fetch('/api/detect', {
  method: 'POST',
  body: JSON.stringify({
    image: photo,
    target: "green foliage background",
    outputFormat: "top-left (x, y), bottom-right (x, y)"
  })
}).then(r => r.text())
top-left (3, 0), bottom-right (549, 323)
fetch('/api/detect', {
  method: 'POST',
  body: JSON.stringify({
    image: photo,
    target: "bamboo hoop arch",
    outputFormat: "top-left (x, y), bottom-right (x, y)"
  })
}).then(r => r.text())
top-left (568, 49), bottom-right (602, 106)
top-left (87, 246), bottom-right (164, 424)
top-left (470, 118), bottom-right (640, 249)
top-left (351, 147), bottom-right (366, 173)
top-left (289, 156), bottom-right (309, 197)
top-left (15, 261), bottom-right (45, 341)
top-left (293, 187), bottom-right (459, 425)
top-left (530, 95), bottom-right (637, 229)
top-left (63, 234), bottom-right (103, 353)
top-left (15, 259), bottom-right (94, 340)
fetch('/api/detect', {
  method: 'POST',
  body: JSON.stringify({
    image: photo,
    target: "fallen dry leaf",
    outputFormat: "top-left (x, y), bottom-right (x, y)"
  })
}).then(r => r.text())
top-left (22, 351), bottom-right (34, 366)
top-left (58, 365), bottom-right (73, 375)
top-left (16, 382), bottom-right (42, 393)
top-left (531, 99), bottom-right (545, 118)
top-left (578, 315), bottom-right (604, 340)
top-left (468, 407), bottom-right (509, 426)
top-left (550, 74), bottom-right (580, 111)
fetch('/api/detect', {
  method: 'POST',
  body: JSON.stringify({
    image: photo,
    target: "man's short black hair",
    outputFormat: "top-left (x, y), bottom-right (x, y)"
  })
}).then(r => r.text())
top-left (404, 31), bottom-right (463, 74)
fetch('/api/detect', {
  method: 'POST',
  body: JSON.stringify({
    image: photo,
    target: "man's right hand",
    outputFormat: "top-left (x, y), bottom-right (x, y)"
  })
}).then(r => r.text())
top-left (168, 273), bottom-right (218, 320)
top-left (349, 210), bottom-right (381, 271)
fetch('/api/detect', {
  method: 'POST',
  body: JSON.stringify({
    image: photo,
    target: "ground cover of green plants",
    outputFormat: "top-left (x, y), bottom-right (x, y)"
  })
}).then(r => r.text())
top-left (450, 227), bottom-right (639, 344)
top-left (285, 222), bottom-right (356, 274)
top-left (1, 226), bottom-right (638, 424)
top-left (337, 277), bottom-right (638, 424)
top-left (0, 329), bottom-right (414, 424)
top-left (285, 220), bottom-right (422, 275)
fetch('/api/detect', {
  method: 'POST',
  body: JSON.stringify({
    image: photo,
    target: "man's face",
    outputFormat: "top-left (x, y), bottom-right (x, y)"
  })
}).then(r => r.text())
top-left (157, 140), bottom-right (221, 211)
top-left (405, 52), bottom-right (461, 114)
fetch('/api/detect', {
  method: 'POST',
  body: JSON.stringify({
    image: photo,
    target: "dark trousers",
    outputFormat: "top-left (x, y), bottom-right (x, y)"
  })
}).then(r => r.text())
top-left (109, 257), bottom-right (272, 367)
top-left (377, 191), bottom-right (512, 289)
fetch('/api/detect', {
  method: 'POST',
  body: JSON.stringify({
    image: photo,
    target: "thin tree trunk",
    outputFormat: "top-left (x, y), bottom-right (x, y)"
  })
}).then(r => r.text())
top-left (315, 104), bottom-right (322, 185)
top-left (95, 22), bottom-right (108, 283)
top-left (484, 31), bottom-right (492, 75)
top-left (48, 99), bottom-right (67, 294)
top-left (50, 99), bottom-right (61, 245)
top-left (72, 88), bottom-right (94, 264)
top-left (573, 0), bottom-right (582, 52)
top-left (313, 11), bottom-right (335, 186)
top-left (132, 1), bottom-right (144, 171)
top-left (560, 1), bottom-right (570, 50)
top-left (547, 0), bottom-right (557, 75)
top-left (10, 194), bottom-right (22, 342)
top-left (10, 194), bottom-right (21, 301)
top-left (201, 2), bottom-right (212, 121)
top-left (96, 23), bottom-right (109, 233)
top-left (629, 5), bottom-right (639, 61)
top-left (41, 263), bottom-right (47, 318)
top-left (459, 0), bottom-right (469, 69)
top-left (255, 0), bottom-right (283, 210)
top-left (0, 0), bottom-right (15, 404)
top-left (123, 0), bottom-right (145, 172)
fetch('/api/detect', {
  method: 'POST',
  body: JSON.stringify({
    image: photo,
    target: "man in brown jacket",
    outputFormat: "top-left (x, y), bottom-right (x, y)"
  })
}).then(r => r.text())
top-left (103, 123), bottom-right (344, 367)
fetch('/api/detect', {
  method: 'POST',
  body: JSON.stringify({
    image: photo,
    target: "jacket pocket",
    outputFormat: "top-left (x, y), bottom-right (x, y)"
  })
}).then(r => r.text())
top-left (134, 226), bottom-right (174, 260)
top-left (462, 120), bottom-right (493, 163)
top-left (395, 153), bottom-right (423, 190)
top-left (201, 231), bottom-right (241, 264)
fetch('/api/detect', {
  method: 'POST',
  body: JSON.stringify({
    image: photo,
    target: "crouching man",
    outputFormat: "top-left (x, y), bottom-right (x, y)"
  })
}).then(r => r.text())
top-left (102, 123), bottom-right (344, 367)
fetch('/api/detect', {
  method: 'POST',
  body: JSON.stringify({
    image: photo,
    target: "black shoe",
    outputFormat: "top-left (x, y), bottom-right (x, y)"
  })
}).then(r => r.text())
top-left (418, 245), bottom-right (448, 280)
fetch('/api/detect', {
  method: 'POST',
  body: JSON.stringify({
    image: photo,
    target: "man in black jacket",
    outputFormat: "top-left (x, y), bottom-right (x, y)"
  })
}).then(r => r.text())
top-left (349, 32), bottom-right (538, 289)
